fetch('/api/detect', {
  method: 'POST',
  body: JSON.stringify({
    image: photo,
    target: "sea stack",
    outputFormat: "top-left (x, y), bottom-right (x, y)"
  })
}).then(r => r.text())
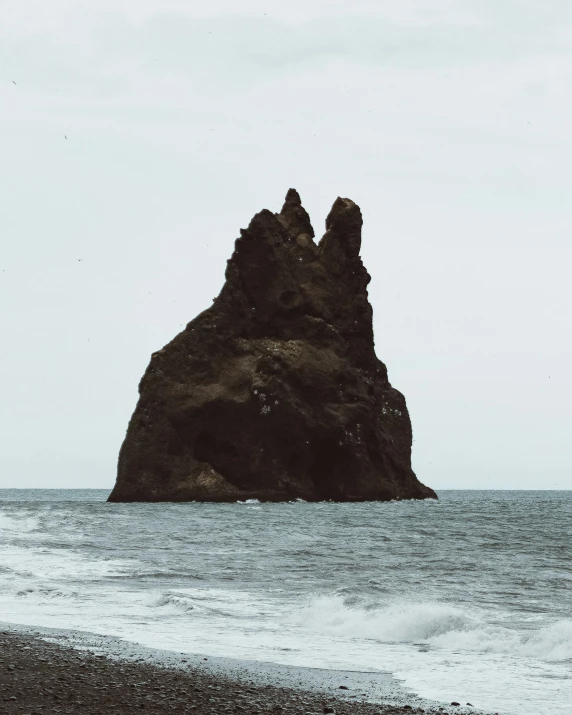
top-left (108, 191), bottom-right (436, 502)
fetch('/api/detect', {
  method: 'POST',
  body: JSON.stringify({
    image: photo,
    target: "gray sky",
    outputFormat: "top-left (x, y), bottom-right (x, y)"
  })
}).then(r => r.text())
top-left (1, 0), bottom-right (571, 490)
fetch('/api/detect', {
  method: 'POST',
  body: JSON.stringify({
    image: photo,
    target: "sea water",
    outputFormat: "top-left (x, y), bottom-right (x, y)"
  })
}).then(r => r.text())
top-left (0, 490), bottom-right (570, 714)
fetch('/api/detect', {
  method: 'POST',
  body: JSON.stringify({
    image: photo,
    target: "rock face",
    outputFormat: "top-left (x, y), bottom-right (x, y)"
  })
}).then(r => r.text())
top-left (108, 191), bottom-right (436, 502)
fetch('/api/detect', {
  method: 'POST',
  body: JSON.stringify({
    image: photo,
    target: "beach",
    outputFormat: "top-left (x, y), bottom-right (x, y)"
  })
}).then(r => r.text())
top-left (0, 625), bottom-right (485, 715)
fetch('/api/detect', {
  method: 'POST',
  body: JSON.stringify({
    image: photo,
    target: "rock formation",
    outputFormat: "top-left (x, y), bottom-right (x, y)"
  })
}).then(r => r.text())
top-left (108, 191), bottom-right (436, 502)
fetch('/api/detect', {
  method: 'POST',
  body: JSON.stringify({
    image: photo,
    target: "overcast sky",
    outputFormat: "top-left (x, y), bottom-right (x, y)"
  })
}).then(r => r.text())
top-left (1, 0), bottom-right (571, 490)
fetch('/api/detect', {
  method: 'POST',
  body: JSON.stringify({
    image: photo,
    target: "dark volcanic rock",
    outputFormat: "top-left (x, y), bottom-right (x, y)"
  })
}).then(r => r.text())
top-left (108, 190), bottom-right (436, 502)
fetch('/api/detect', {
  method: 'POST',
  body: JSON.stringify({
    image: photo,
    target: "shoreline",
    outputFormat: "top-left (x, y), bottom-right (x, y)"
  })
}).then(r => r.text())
top-left (0, 621), bottom-right (492, 715)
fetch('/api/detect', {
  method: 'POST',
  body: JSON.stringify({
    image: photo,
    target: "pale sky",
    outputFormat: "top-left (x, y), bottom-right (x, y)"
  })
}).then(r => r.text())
top-left (1, 0), bottom-right (571, 490)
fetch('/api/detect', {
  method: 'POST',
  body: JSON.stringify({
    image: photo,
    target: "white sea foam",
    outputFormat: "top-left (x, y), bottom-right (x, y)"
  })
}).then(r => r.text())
top-left (0, 544), bottom-right (130, 582)
top-left (433, 618), bottom-right (572, 661)
top-left (297, 596), bottom-right (473, 639)
top-left (0, 512), bottom-right (41, 534)
top-left (298, 596), bottom-right (572, 663)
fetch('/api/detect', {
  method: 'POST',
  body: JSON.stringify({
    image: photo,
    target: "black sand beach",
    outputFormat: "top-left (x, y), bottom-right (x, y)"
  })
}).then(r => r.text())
top-left (0, 630), bottom-right (486, 715)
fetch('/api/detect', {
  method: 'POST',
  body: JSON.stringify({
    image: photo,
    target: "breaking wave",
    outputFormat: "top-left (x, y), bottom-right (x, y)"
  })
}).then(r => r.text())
top-left (16, 586), bottom-right (79, 600)
top-left (0, 512), bottom-right (41, 534)
top-left (152, 590), bottom-right (239, 618)
top-left (154, 592), bottom-right (197, 613)
top-left (298, 596), bottom-right (572, 662)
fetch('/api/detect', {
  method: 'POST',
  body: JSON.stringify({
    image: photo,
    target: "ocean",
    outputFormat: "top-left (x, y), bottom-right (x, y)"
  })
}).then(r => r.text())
top-left (0, 490), bottom-right (570, 714)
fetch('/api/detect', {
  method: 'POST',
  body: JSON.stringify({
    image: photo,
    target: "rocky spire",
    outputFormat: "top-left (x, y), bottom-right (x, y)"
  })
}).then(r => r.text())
top-left (279, 188), bottom-right (315, 240)
top-left (319, 197), bottom-right (363, 268)
top-left (108, 191), bottom-right (436, 503)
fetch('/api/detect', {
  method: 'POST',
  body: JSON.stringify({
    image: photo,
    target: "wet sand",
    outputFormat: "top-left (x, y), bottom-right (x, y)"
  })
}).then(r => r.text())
top-left (0, 628), bottom-right (490, 715)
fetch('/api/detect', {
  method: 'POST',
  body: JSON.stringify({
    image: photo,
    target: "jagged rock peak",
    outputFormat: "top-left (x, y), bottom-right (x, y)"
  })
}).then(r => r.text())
top-left (320, 196), bottom-right (363, 259)
top-left (283, 187), bottom-right (302, 206)
top-left (278, 187), bottom-right (315, 240)
top-left (108, 191), bottom-right (437, 503)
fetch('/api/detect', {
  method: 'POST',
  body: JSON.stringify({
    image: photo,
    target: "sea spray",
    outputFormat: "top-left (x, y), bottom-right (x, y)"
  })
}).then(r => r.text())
top-left (296, 595), bottom-right (572, 662)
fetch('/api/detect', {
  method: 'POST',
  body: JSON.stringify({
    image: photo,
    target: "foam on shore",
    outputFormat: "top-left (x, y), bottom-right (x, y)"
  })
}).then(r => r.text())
top-left (0, 620), bottom-right (492, 715)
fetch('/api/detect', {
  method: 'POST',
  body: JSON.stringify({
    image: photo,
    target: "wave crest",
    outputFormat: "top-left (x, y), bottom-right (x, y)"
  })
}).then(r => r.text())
top-left (298, 596), bottom-right (572, 662)
top-left (154, 592), bottom-right (197, 613)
